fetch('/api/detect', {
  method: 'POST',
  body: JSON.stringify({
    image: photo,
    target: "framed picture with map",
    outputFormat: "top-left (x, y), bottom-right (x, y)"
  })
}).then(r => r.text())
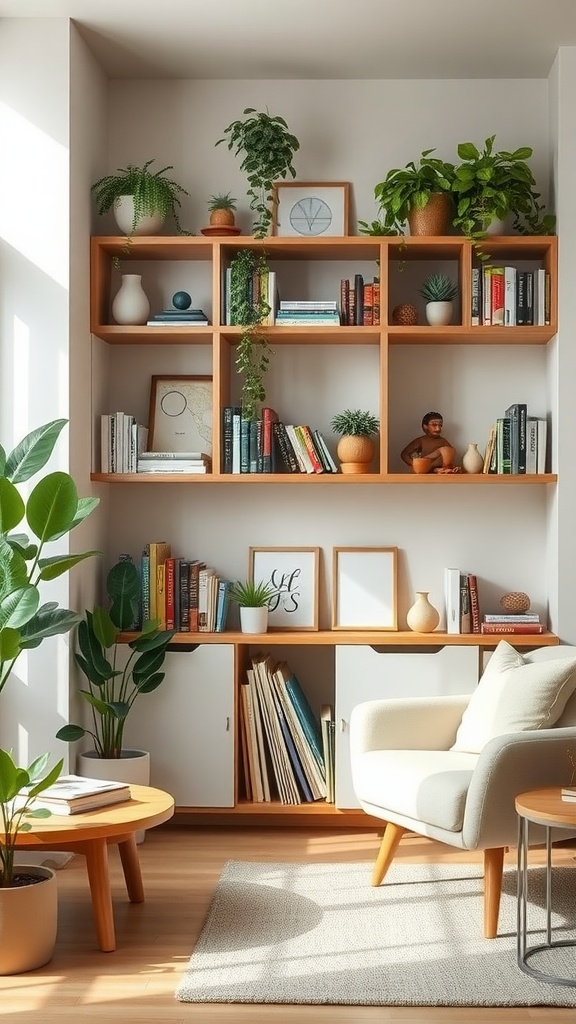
top-left (148, 375), bottom-right (213, 455)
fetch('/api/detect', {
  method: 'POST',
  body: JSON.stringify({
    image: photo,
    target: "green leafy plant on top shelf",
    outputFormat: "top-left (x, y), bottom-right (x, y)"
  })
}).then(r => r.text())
top-left (56, 559), bottom-right (176, 759)
top-left (451, 136), bottom-right (556, 249)
top-left (208, 192), bottom-right (237, 213)
top-left (373, 149), bottom-right (455, 236)
top-left (330, 409), bottom-right (380, 437)
top-left (0, 419), bottom-right (101, 698)
top-left (216, 108), bottom-right (300, 238)
top-left (229, 248), bottom-right (272, 421)
top-left (91, 159), bottom-right (191, 239)
top-left (229, 578), bottom-right (280, 608)
top-left (0, 749), bottom-right (63, 887)
top-left (419, 273), bottom-right (458, 302)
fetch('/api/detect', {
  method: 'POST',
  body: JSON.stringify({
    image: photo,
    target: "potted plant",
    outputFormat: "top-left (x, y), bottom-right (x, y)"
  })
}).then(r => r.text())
top-left (451, 135), bottom-right (556, 248)
top-left (91, 159), bottom-right (191, 242)
top-left (208, 192), bottom-right (237, 227)
top-left (419, 273), bottom-right (459, 326)
top-left (228, 248), bottom-right (272, 421)
top-left (330, 409), bottom-right (380, 474)
top-left (0, 418), bottom-right (100, 973)
top-left (216, 108), bottom-right (300, 239)
top-left (229, 578), bottom-right (279, 634)
top-left (373, 149), bottom-right (456, 236)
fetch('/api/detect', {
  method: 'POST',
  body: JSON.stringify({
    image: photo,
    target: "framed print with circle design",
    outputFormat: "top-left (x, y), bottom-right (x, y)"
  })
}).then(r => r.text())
top-left (148, 375), bottom-right (213, 455)
top-left (332, 547), bottom-right (398, 630)
top-left (249, 546), bottom-right (320, 630)
top-left (272, 182), bottom-right (350, 238)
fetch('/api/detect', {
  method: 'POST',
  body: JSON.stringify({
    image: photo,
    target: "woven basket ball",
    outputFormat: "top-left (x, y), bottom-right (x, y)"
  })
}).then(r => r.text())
top-left (392, 303), bottom-right (418, 326)
top-left (500, 591), bottom-right (531, 613)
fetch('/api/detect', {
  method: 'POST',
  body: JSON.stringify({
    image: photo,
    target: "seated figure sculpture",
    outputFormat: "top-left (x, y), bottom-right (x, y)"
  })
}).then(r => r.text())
top-left (400, 411), bottom-right (459, 473)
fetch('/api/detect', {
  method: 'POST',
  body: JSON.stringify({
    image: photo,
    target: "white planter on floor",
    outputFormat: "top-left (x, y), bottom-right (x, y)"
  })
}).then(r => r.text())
top-left (77, 749), bottom-right (150, 843)
top-left (0, 865), bottom-right (57, 975)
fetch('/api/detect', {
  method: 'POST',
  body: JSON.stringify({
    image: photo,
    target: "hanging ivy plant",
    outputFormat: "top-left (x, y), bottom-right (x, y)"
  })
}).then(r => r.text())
top-left (229, 248), bottom-right (272, 421)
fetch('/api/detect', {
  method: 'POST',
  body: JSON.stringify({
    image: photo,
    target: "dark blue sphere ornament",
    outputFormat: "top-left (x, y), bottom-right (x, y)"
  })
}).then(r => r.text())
top-left (172, 290), bottom-right (192, 310)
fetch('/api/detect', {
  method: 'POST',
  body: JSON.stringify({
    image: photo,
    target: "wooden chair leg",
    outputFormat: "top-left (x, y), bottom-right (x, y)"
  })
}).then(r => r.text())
top-left (483, 846), bottom-right (505, 938)
top-left (372, 822), bottom-right (406, 886)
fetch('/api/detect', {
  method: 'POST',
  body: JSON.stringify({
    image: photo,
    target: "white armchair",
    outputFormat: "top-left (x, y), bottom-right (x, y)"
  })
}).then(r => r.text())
top-left (349, 643), bottom-right (576, 937)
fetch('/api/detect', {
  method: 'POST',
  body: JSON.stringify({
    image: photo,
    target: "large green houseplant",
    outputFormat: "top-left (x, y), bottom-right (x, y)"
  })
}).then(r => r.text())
top-left (91, 159), bottom-right (191, 240)
top-left (373, 149), bottom-right (455, 236)
top-left (56, 559), bottom-right (175, 759)
top-left (217, 108), bottom-right (300, 238)
top-left (451, 135), bottom-right (556, 246)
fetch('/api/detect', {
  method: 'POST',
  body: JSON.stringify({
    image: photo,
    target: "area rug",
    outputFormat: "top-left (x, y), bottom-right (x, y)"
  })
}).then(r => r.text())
top-left (176, 860), bottom-right (576, 1006)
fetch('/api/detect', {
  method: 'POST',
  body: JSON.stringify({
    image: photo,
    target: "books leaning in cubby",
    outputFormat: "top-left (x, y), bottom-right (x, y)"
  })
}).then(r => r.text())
top-left (239, 654), bottom-right (327, 805)
top-left (472, 266), bottom-right (550, 327)
top-left (139, 542), bottom-right (231, 633)
top-left (221, 406), bottom-right (339, 475)
top-left (444, 568), bottom-right (480, 634)
top-left (340, 275), bottom-right (380, 325)
top-left (482, 408), bottom-right (547, 474)
top-left (101, 412), bottom-right (148, 473)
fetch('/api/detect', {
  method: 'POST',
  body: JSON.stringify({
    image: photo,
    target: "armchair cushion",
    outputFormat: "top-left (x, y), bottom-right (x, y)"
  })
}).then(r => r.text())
top-left (451, 641), bottom-right (576, 754)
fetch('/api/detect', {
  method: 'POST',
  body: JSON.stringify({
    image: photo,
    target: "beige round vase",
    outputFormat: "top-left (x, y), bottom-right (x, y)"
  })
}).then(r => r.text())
top-left (406, 591), bottom-right (440, 633)
top-left (336, 435), bottom-right (375, 474)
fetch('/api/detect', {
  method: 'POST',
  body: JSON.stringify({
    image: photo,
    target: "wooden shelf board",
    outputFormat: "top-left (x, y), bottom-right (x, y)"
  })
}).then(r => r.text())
top-left (118, 629), bottom-right (559, 649)
top-left (172, 805), bottom-right (383, 827)
top-left (388, 326), bottom-right (555, 344)
top-left (91, 326), bottom-right (214, 344)
top-left (91, 472), bottom-right (557, 485)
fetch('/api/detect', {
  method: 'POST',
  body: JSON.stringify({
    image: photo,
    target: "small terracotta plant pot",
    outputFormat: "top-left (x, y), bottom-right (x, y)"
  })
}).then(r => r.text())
top-left (337, 435), bottom-right (375, 474)
top-left (411, 456), bottom-right (432, 474)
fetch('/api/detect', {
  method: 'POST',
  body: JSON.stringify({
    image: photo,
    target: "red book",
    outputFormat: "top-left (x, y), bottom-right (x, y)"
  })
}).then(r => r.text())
top-left (490, 267), bottom-right (504, 326)
top-left (480, 622), bottom-right (545, 634)
top-left (297, 425), bottom-right (324, 473)
top-left (468, 574), bottom-right (481, 634)
top-left (261, 407), bottom-right (278, 473)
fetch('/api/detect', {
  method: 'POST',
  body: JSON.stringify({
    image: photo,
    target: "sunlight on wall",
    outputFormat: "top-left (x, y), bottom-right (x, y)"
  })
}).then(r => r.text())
top-left (12, 316), bottom-right (30, 443)
top-left (0, 101), bottom-right (68, 288)
top-left (18, 721), bottom-right (29, 766)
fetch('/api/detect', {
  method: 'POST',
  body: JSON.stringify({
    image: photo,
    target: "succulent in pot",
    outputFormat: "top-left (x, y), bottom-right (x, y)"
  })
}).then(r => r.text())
top-left (419, 273), bottom-right (458, 327)
top-left (207, 192), bottom-right (237, 227)
top-left (91, 159), bottom-right (191, 242)
top-left (229, 578), bottom-right (280, 635)
top-left (330, 409), bottom-right (380, 475)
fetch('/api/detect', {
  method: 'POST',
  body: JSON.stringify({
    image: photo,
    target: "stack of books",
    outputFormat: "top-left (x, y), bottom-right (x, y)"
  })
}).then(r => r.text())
top-left (146, 307), bottom-right (209, 326)
top-left (137, 451), bottom-right (211, 474)
top-left (101, 412), bottom-right (148, 473)
top-left (140, 542), bottom-right (231, 633)
top-left (221, 407), bottom-right (338, 475)
top-left (480, 613), bottom-right (545, 635)
top-left (472, 266), bottom-right (550, 327)
top-left (275, 300), bottom-right (340, 326)
top-left (482, 406), bottom-right (547, 475)
top-left (30, 775), bottom-right (131, 815)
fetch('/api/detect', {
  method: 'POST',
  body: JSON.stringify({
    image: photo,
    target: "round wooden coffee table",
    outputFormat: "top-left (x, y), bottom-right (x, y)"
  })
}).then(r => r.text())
top-left (9, 784), bottom-right (174, 952)
top-left (516, 787), bottom-right (576, 987)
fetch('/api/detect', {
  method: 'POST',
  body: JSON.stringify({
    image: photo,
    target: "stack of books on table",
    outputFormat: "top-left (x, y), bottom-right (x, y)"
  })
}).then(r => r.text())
top-left (480, 613), bottom-right (545, 635)
top-left (561, 786), bottom-right (576, 803)
top-left (275, 300), bottom-right (340, 326)
top-left (146, 307), bottom-right (209, 326)
top-left (30, 775), bottom-right (131, 815)
top-left (137, 451), bottom-right (212, 474)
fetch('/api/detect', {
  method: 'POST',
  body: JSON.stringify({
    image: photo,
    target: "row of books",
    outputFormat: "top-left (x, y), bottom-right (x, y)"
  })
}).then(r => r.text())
top-left (444, 568), bottom-right (481, 634)
top-left (222, 407), bottom-right (338, 474)
top-left (482, 404), bottom-right (547, 474)
top-left (239, 654), bottom-right (333, 805)
top-left (222, 265), bottom-right (278, 327)
top-left (101, 412), bottom-right (148, 473)
top-left (480, 613), bottom-right (545, 635)
top-left (340, 275), bottom-right (381, 326)
top-left (141, 542), bottom-right (230, 633)
top-left (471, 266), bottom-right (550, 327)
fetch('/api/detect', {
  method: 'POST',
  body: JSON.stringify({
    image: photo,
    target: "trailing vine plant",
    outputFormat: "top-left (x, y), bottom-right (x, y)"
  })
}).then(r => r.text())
top-left (229, 248), bottom-right (272, 421)
top-left (217, 108), bottom-right (300, 239)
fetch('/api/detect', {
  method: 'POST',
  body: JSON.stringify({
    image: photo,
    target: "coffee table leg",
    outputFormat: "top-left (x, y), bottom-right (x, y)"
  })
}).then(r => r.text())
top-left (118, 834), bottom-right (145, 903)
top-left (83, 838), bottom-right (116, 952)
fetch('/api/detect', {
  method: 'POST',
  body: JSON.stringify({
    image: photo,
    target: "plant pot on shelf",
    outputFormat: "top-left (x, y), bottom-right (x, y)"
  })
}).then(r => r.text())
top-left (77, 749), bottom-right (150, 844)
top-left (425, 300), bottom-right (453, 326)
top-left (113, 195), bottom-right (165, 236)
top-left (411, 456), bottom-right (432, 475)
top-left (0, 865), bottom-right (57, 975)
top-left (336, 435), bottom-right (375, 474)
top-left (407, 193), bottom-right (452, 236)
top-left (239, 606), bottom-right (269, 634)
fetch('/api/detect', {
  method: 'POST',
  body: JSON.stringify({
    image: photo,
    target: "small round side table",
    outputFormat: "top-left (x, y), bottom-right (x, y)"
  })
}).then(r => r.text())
top-left (515, 787), bottom-right (576, 987)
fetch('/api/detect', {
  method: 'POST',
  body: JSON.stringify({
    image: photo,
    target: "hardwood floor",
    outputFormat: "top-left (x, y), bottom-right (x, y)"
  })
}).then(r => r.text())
top-left (0, 824), bottom-right (574, 1022)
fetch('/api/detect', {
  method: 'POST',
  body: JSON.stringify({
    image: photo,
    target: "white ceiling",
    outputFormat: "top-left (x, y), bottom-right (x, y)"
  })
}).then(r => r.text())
top-left (3, 0), bottom-right (576, 80)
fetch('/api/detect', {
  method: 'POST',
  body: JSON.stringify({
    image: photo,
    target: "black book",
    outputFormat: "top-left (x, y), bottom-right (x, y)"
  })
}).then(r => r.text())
top-left (178, 560), bottom-right (190, 631)
top-left (354, 274), bottom-right (364, 326)
top-left (222, 406), bottom-right (235, 473)
top-left (273, 421), bottom-right (300, 473)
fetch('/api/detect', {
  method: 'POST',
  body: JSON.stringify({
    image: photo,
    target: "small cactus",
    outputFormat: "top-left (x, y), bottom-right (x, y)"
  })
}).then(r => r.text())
top-left (419, 273), bottom-right (458, 302)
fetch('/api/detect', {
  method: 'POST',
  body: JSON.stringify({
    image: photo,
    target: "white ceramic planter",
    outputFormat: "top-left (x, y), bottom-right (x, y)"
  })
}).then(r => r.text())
top-left (77, 749), bottom-right (150, 843)
top-left (239, 606), bottom-right (269, 634)
top-left (113, 195), bottom-right (165, 236)
top-left (0, 865), bottom-right (57, 974)
top-left (425, 300), bottom-right (453, 326)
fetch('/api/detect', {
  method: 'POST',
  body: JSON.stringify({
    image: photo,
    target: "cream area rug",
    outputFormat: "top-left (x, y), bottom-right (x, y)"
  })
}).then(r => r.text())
top-left (176, 860), bottom-right (576, 1006)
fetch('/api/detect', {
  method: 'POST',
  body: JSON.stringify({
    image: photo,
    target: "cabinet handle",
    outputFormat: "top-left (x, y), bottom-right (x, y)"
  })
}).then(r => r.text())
top-left (225, 716), bottom-right (230, 732)
top-left (340, 719), bottom-right (346, 732)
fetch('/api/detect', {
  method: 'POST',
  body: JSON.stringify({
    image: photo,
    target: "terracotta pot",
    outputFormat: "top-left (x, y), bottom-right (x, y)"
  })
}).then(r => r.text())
top-left (209, 209), bottom-right (235, 227)
top-left (411, 456), bottom-right (432, 474)
top-left (407, 193), bottom-right (452, 236)
top-left (336, 435), bottom-right (375, 474)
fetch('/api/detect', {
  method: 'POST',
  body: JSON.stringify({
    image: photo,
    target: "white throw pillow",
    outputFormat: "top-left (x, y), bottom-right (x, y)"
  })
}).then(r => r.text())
top-left (451, 641), bottom-right (576, 754)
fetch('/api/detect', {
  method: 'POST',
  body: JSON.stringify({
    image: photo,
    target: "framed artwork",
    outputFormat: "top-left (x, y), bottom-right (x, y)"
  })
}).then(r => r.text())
top-left (148, 375), bottom-right (213, 454)
top-left (332, 547), bottom-right (398, 630)
top-left (272, 182), bottom-right (350, 238)
top-left (249, 546), bottom-right (320, 631)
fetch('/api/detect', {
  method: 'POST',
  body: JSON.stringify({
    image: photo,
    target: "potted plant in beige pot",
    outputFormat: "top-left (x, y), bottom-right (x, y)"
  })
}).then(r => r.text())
top-left (229, 579), bottom-right (279, 634)
top-left (330, 409), bottom-right (380, 474)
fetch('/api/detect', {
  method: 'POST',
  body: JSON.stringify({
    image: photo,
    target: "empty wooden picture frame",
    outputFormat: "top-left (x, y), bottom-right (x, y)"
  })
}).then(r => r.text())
top-left (249, 546), bottom-right (320, 630)
top-left (332, 547), bottom-right (398, 630)
top-left (148, 375), bottom-right (213, 455)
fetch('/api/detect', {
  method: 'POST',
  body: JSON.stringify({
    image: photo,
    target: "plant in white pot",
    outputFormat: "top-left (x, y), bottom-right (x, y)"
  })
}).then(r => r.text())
top-left (229, 579), bottom-right (279, 634)
top-left (419, 273), bottom-right (459, 326)
top-left (91, 159), bottom-right (191, 243)
top-left (0, 417), bottom-right (100, 972)
top-left (56, 559), bottom-right (175, 838)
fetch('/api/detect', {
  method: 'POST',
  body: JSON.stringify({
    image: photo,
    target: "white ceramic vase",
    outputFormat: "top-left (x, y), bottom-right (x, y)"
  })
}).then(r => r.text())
top-left (0, 866), bottom-right (57, 975)
top-left (425, 300), bottom-right (453, 326)
top-left (77, 749), bottom-right (150, 843)
top-left (462, 442), bottom-right (484, 473)
top-left (111, 274), bottom-right (150, 325)
top-left (239, 606), bottom-right (269, 634)
top-left (406, 591), bottom-right (440, 633)
top-left (113, 195), bottom-right (165, 236)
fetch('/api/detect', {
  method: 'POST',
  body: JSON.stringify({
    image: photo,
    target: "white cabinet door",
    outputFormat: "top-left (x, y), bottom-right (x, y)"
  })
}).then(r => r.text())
top-left (335, 645), bottom-right (480, 809)
top-left (124, 644), bottom-right (234, 807)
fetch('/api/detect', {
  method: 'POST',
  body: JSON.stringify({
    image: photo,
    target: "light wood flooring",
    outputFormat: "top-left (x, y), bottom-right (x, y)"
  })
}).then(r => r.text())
top-left (0, 824), bottom-right (575, 1022)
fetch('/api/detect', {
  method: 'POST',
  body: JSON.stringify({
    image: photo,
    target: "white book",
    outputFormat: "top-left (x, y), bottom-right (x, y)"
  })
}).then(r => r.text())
top-left (526, 417), bottom-right (538, 474)
top-left (285, 425), bottom-right (314, 473)
top-left (444, 567), bottom-right (461, 634)
top-left (140, 450), bottom-right (204, 460)
top-left (503, 266), bottom-right (517, 326)
top-left (536, 418), bottom-right (547, 473)
top-left (100, 414), bottom-right (111, 474)
top-left (280, 300), bottom-right (338, 310)
top-left (536, 267), bottom-right (546, 326)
